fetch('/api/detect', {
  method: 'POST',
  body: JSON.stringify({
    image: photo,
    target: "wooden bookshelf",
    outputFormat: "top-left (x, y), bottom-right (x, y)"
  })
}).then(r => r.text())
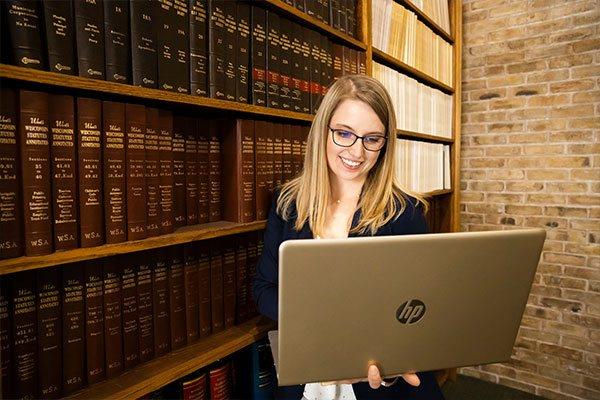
top-left (398, 0), bottom-right (454, 44)
top-left (397, 129), bottom-right (454, 144)
top-left (0, 220), bottom-right (266, 276)
top-left (65, 316), bottom-right (276, 400)
top-left (426, 189), bottom-right (453, 197)
top-left (0, 64), bottom-right (314, 123)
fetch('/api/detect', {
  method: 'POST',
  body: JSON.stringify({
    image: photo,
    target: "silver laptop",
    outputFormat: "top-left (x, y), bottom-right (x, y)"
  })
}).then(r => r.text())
top-left (269, 228), bottom-right (546, 386)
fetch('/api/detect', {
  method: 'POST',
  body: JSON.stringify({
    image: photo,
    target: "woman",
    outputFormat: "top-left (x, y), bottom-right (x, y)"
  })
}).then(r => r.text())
top-left (253, 75), bottom-right (445, 400)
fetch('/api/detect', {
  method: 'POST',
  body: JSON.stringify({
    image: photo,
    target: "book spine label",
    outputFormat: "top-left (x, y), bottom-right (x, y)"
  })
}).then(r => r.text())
top-left (157, 0), bottom-right (178, 92)
top-left (103, 101), bottom-right (127, 243)
top-left (300, 29), bottom-right (311, 113)
top-left (290, 25), bottom-right (303, 113)
top-left (137, 259), bottom-right (154, 363)
top-left (236, 3), bottom-right (250, 103)
top-left (235, 240), bottom-right (248, 323)
top-left (208, 1), bottom-right (226, 99)
top-left (279, 18), bottom-right (292, 110)
top-left (152, 251), bottom-right (171, 356)
top-left (37, 268), bottom-right (61, 398)
top-left (130, 0), bottom-right (158, 88)
top-left (103, 259), bottom-right (123, 378)
top-left (73, 0), bottom-right (105, 79)
top-left (241, 121), bottom-right (256, 222)
top-left (84, 261), bottom-right (105, 384)
top-left (172, 116), bottom-right (187, 228)
top-left (62, 266), bottom-right (85, 394)
top-left (222, 241), bottom-right (236, 328)
top-left (265, 122), bottom-right (275, 197)
top-left (208, 122), bottom-right (221, 222)
top-left (197, 244), bottom-right (211, 336)
top-left (272, 123), bottom-right (283, 189)
top-left (169, 247), bottom-right (187, 349)
top-left (266, 12), bottom-right (280, 108)
top-left (282, 124), bottom-right (293, 184)
top-left (126, 104), bottom-right (147, 240)
top-left (250, 6), bottom-right (267, 107)
top-left (190, 0), bottom-right (208, 96)
top-left (122, 260), bottom-right (139, 369)
top-left (0, 88), bottom-right (22, 258)
top-left (210, 245), bottom-right (224, 333)
top-left (173, 0), bottom-right (190, 94)
top-left (185, 123), bottom-right (199, 225)
top-left (310, 31), bottom-right (322, 114)
top-left (184, 244), bottom-right (199, 342)
top-left (43, 0), bottom-right (75, 74)
top-left (145, 108), bottom-right (161, 237)
top-left (77, 98), bottom-right (104, 247)
top-left (104, 0), bottom-right (130, 83)
top-left (253, 121), bottom-right (268, 220)
top-left (196, 122), bottom-right (210, 224)
top-left (292, 125), bottom-right (303, 176)
top-left (223, 2), bottom-right (237, 101)
top-left (158, 110), bottom-right (174, 234)
top-left (50, 94), bottom-right (78, 250)
top-left (4, 0), bottom-right (45, 69)
top-left (19, 90), bottom-right (53, 256)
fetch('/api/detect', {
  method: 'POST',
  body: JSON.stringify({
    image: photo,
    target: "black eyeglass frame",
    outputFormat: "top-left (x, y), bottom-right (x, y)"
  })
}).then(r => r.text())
top-left (328, 127), bottom-right (388, 152)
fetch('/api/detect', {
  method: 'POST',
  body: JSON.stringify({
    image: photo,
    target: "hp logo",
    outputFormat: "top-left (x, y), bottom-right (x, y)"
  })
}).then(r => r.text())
top-left (396, 300), bottom-right (426, 324)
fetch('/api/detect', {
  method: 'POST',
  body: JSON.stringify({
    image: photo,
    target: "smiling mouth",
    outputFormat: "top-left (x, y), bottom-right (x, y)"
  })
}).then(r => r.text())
top-left (340, 156), bottom-right (362, 169)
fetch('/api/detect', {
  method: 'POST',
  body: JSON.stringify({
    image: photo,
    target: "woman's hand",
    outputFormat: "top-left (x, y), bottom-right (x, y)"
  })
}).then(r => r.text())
top-left (320, 364), bottom-right (421, 388)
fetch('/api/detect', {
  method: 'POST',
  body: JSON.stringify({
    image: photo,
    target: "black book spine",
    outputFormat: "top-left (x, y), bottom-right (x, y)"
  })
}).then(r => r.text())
top-left (266, 11), bottom-right (280, 109)
top-left (223, 1), bottom-right (237, 101)
top-left (157, 0), bottom-right (178, 92)
top-left (236, 3), bottom-right (250, 103)
top-left (294, 0), bottom-right (305, 13)
top-left (189, 0), bottom-right (208, 96)
top-left (104, 0), bottom-right (130, 83)
top-left (290, 23), bottom-right (302, 113)
top-left (2, 0), bottom-right (45, 70)
top-left (130, 0), bottom-right (157, 88)
top-left (250, 6), bottom-right (267, 107)
top-left (73, 0), bottom-right (105, 79)
top-left (278, 18), bottom-right (292, 110)
top-left (42, 0), bottom-right (75, 74)
top-left (299, 27), bottom-right (311, 114)
top-left (208, 0), bottom-right (226, 99)
top-left (0, 278), bottom-right (12, 398)
top-left (173, 0), bottom-right (190, 94)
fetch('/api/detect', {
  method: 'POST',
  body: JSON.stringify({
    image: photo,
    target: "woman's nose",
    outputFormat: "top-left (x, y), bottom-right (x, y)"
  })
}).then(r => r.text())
top-left (348, 138), bottom-right (364, 158)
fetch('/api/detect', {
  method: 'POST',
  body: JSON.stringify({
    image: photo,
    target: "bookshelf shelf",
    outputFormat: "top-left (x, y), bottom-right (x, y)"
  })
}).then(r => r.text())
top-left (65, 316), bottom-right (276, 400)
top-left (426, 189), bottom-right (453, 197)
top-left (0, 220), bottom-right (266, 276)
top-left (397, 129), bottom-right (454, 144)
top-left (0, 64), bottom-right (314, 123)
top-left (398, 0), bottom-right (454, 44)
top-left (371, 48), bottom-right (454, 94)
top-left (263, 0), bottom-right (368, 50)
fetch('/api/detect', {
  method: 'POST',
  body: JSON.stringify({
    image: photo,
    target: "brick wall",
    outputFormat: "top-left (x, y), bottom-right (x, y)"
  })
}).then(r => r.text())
top-left (460, 0), bottom-right (599, 399)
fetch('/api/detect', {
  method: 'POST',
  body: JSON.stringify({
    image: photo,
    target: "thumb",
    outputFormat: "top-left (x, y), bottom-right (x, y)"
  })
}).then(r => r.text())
top-left (402, 373), bottom-right (421, 387)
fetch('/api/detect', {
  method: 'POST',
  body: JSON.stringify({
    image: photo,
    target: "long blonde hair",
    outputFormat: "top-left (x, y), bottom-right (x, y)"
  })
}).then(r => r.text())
top-left (277, 75), bottom-right (429, 236)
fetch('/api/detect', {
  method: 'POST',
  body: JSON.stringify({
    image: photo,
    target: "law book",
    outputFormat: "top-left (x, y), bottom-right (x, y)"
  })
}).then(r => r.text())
top-left (357, 51), bottom-right (366, 74)
top-left (190, 0), bottom-right (209, 96)
top-left (250, 6), bottom-right (267, 107)
top-left (291, 125), bottom-right (303, 176)
top-left (173, 0), bottom-right (190, 94)
top-left (184, 244), bottom-right (199, 342)
top-left (3, 0), bottom-right (45, 70)
top-left (272, 122), bottom-right (283, 190)
top-left (290, 24), bottom-right (303, 113)
top-left (315, 0), bottom-right (325, 22)
top-left (342, 45), bottom-right (352, 74)
top-left (305, 0), bottom-right (317, 19)
top-left (152, 250), bottom-right (171, 356)
top-left (172, 116), bottom-right (187, 229)
top-left (73, 0), bottom-right (105, 79)
top-left (222, 239), bottom-right (236, 328)
top-left (157, 0), bottom-right (178, 92)
top-left (0, 88), bottom-right (22, 259)
top-left (103, 101), bottom-right (127, 244)
top-left (42, 0), bottom-right (75, 74)
top-left (103, 259), bottom-right (123, 378)
top-left (104, 0), bottom-right (130, 83)
top-left (210, 243), bottom-right (224, 333)
top-left (0, 278), bottom-right (12, 398)
top-left (338, 0), bottom-right (347, 34)
top-left (332, 44), bottom-right (343, 80)
top-left (295, 0), bottom-right (306, 12)
top-left (126, 103), bottom-right (147, 240)
top-left (309, 30), bottom-right (321, 114)
top-left (130, 0), bottom-right (157, 88)
top-left (122, 257), bottom-right (139, 369)
top-left (330, 0), bottom-right (341, 30)
top-left (20, 90), bottom-right (53, 256)
top-left (208, 0), bottom-right (226, 99)
top-left (137, 256), bottom-right (154, 363)
top-left (209, 362), bottom-right (232, 400)
top-left (37, 268), bottom-right (61, 399)
top-left (299, 28), bottom-right (312, 113)
top-left (254, 120), bottom-right (269, 220)
top-left (84, 261), bottom-right (105, 384)
top-left (222, 119), bottom-right (255, 223)
top-left (325, 39), bottom-right (333, 93)
top-left (77, 97), bottom-right (104, 248)
top-left (278, 18), bottom-right (292, 110)
top-left (346, 0), bottom-right (356, 37)
top-left (185, 118), bottom-right (199, 225)
top-left (223, 1), bottom-right (237, 101)
top-left (62, 265), bottom-right (85, 394)
top-left (197, 243), bottom-right (212, 337)
top-left (235, 239), bottom-right (248, 323)
top-left (10, 271), bottom-right (38, 399)
top-left (196, 119), bottom-right (210, 224)
top-left (282, 124), bottom-right (293, 183)
top-left (301, 125), bottom-right (309, 157)
top-left (348, 47), bottom-right (358, 74)
top-left (168, 246), bottom-right (187, 350)
top-left (145, 107), bottom-right (161, 237)
top-left (266, 11), bottom-right (280, 109)
top-left (265, 122), bottom-right (275, 198)
top-left (158, 110), bottom-right (175, 234)
top-left (245, 233), bottom-right (258, 317)
top-left (236, 2), bottom-right (250, 103)
top-left (182, 371), bottom-right (208, 400)
top-left (208, 121), bottom-right (222, 222)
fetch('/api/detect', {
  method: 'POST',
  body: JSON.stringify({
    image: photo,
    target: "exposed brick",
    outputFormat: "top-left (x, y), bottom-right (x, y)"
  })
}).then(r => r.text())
top-left (560, 382), bottom-right (600, 399)
top-left (567, 195), bottom-right (600, 206)
top-left (550, 104), bottom-right (595, 118)
top-left (527, 119), bottom-right (566, 132)
top-left (526, 169), bottom-right (569, 180)
top-left (569, 219), bottom-right (600, 230)
top-left (548, 53), bottom-right (594, 69)
top-left (507, 60), bottom-right (547, 74)
top-left (543, 252), bottom-right (586, 266)
top-left (569, 117), bottom-right (600, 129)
top-left (506, 182), bottom-right (544, 192)
top-left (467, 158), bottom-right (506, 168)
top-left (523, 144), bottom-right (564, 155)
top-left (527, 69), bottom-right (570, 84)
top-left (508, 133), bottom-right (547, 144)
top-left (550, 79), bottom-right (596, 93)
top-left (543, 321), bottom-right (589, 339)
top-left (497, 377), bottom-right (537, 394)
top-left (545, 157), bottom-right (590, 168)
top-left (568, 143), bottom-right (600, 155)
top-left (484, 146), bottom-right (521, 156)
top-left (546, 182), bottom-right (589, 193)
top-left (487, 74), bottom-right (526, 88)
top-left (489, 169), bottom-right (525, 179)
top-left (539, 343), bottom-right (584, 362)
top-left (549, 131), bottom-right (594, 143)
top-left (507, 157), bottom-right (546, 168)
top-left (528, 94), bottom-right (570, 107)
top-left (527, 194), bottom-right (567, 205)
top-left (487, 193), bottom-right (524, 203)
top-left (537, 387), bottom-right (582, 400)
top-left (488, 122), bottom-right (524, 133)
top-left (544, 206), bottom-right (588, 218)
top-left (572, 64), bottom-right (600, 79)
top-left (505, 205), bottom-right (543, 215)
top-left (572, 38), bottom-right (600, 53)
top-left (515, 371), bottom-right (560, 390)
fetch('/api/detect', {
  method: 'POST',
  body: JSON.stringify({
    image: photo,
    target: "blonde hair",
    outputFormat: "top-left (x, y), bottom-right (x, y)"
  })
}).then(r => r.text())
top-left (277, 75), bottom-right (429, 236)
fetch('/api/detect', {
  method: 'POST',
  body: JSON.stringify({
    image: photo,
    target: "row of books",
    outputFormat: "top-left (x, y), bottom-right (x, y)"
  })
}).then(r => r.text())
top-left (0, 232), bottom-right (264, 399)
top-left (371, 0), bottom-right (453, 86)
top-left (0, 88), bottom-right (310, 259)
top-left (395, 139), bottom-right (451, 193)
top-left (407, 0), bottom-right (451, 35)
top-left (1, 1), bottom-right (366, 115)
top-left (373, 62), bottom-right (453, 138)
top-left (282, 0), bottom-right (359, 38)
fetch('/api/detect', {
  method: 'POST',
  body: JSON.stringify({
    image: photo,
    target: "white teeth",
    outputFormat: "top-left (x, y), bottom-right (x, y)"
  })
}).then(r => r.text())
top-left (341, 157), bottom-right (361, 168)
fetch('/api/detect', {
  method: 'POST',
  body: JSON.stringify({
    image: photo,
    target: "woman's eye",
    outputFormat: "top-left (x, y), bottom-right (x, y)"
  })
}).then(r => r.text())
top-left (364, 136), bottom-right (383, 144)
top-left (336, 130), bottom-right (354, 139)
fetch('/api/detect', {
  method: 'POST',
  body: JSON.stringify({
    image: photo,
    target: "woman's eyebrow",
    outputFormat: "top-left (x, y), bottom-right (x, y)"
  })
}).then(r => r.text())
top-left (332, 123), bottom-right (385, 135)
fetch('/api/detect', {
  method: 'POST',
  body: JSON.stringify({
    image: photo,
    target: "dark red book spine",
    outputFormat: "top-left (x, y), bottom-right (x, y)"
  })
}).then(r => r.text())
top-left (122, 257), bottom-right (139, 369)
top-left (210, 243), bottom-right (224, 333)
top-left (62, 265), bottom-right (85, 394)
top-left (222, 239), bottom-right (236, 328)
top-left (77, 97), bottom-right (104, 248)
top-left (185, 118), bottom-right (199, 225)
top-left (172, 116), bottom-right (187, 228)
top-left (208, 121), bottom-right (221, 222)
top-left (235, 239), bottom-right (248, 323)
top-left (19, 90), bottom-right (53, 256)
top-left (290, 24), bottom-right (303, 113)
top-left (168, 246), bottom-right (187, 350)
top-left (282, 124), bottom-right (293, 184)
top-left (236, 3), bottom-right (250, 103)
top-left (158, 110), bottom-right (175, 234)
top-left (310, 31), bottom-right (322, 114)
top-left (84, 261), bottom-right (105, 384)
top-left (292, 125), bottom-right (303, 176)
top-left (137, 256), bottom-right (154, 363)
top-left (266, 11), bottom-right (280, 109)
top-left (197, 243), bottom-right (211, 337)
top-left (0, 278), bottom-right (12, 398)
top-left (103, 258), bottom-right (123, 378)
top-left (332, 43), bottom-right (343, 80)
top-left (299, 28), bottom-right (312, 114)
top-left (209, 362), bottom-right (231, 400)
top-left (145, 108), bottom-right (161, 237)
top-left (49, 94), bottom-right (78, 251)
top-left (250, 6), bottom-right (267, 107)
top-left (126, 103), bottom-right (147, 240)
top-left (265, 122), bottom-right (275, 200)
top-left (254, 120), bottom-right (268, 220)
top-left (102, 101), bottom-right (127, 244)
top-left (196, 119), bottom-right (210, 224)
top-left (152, 250), bottom-right (171, 356)
top-left (184, 244), bottom-right (199, 342)
top-left (37, 268), bottom-right (62, 398)
top-left (272, 122), bottom-right (283, 189)
top-left (246, 234), bottom-right (259, 317)
top-left (0, 87), bottom-right (22, 258)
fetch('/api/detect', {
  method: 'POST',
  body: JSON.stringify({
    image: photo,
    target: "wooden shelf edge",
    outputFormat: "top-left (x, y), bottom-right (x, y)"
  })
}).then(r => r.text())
top-left (396, 129), bottom-right (454, 143)
top-left (424, 189), bottom-right (453, 197)
top-left (0, 64), bottom-right (313, 122)
top-left (65, 316), bottom-right (276, 400)
top-left (264, 0), bottom-right (367, 50)
top-left (398, 0), bottom-right (454, 44)
top-left (0, 220), bottom-right (267, 275)
top-left (371, 48), bottom-right (454, 94)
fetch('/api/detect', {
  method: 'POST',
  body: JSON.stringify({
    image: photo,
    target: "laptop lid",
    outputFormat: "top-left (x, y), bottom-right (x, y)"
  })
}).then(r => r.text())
top-left (272, 228), bottom-right (546, 386)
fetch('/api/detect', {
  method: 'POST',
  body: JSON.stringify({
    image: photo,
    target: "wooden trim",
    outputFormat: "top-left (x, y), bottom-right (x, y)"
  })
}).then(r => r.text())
top-left (262, 0), bottom-right (367, 50)
top-left (65, 316), bottom-right (276, 400)
top-left (0, 221), bottom-right (266, 276)
top-left (425, 189), bottom-right (453, 197)
top-left (451, 0), bottom-right (462, 233)
top-left (398, 0), bottom-right (454, 44)
top-left (371, 48), bottom-right (454, 94)
top-left (396, 129), bottom-right (454, 144)
top-left (0, 64), bottom-right (313, 122)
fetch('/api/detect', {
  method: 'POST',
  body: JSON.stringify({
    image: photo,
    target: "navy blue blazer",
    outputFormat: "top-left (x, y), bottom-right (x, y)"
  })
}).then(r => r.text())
top-left (252, 192), bottom-right (445, 400)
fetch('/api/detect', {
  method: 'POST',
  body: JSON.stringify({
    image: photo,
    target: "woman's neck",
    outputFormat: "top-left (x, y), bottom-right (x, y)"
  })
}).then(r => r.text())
top-left (329, 174), bottom-right (365, 203)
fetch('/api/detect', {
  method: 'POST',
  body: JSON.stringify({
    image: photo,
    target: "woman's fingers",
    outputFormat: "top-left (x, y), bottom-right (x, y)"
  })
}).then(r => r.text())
top-left (402, 372), bottom-right (421, 387)
top-left (368, 364), bottom-right (382, 389)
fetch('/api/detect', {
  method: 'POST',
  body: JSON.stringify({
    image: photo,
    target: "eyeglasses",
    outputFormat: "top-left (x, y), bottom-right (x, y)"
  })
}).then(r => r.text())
top-left (329, 127), bottom-right (387, 152)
